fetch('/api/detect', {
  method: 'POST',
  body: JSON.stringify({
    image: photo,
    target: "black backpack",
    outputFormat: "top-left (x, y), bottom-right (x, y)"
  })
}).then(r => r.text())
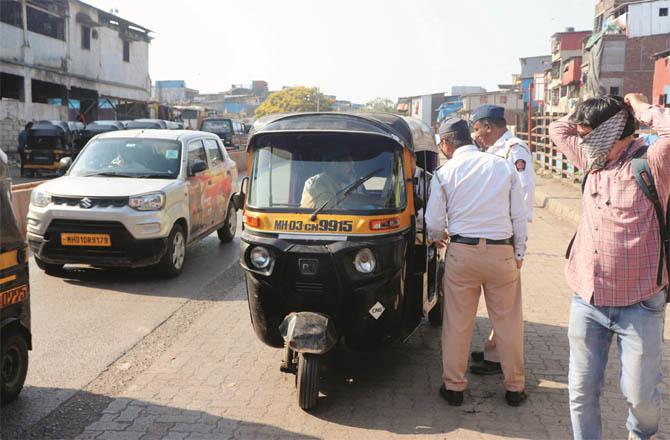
top-left (566, 146), bottom-right (670, 288)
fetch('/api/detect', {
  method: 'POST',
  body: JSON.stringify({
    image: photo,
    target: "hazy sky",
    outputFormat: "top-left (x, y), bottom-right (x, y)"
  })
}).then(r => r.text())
top-left (86, 0), bottom-right (595, 103)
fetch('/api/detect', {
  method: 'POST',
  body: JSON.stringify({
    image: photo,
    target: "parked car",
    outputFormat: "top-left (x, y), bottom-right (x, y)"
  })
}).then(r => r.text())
top-left (200, 118), bottom-right (248, 149)
top-left (125, 119), bottom-right (174, 130)
top-left (79, 120), bottom-right (126, 148)
top-left (27, 130), bottom-right (239, 277)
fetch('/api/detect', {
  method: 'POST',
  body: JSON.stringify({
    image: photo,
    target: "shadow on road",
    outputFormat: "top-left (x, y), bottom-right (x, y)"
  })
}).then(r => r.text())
top-left (1, 386), bottom-right (320, 440)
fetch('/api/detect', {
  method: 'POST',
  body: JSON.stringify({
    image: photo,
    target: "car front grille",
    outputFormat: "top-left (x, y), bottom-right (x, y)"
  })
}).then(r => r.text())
top-left (52, 196), bottom-right (129, 208)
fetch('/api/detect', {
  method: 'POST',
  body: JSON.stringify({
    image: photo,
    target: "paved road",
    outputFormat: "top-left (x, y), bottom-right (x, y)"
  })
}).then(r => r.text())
top-left (1, 219), bottom-right (242, 438)
top-left (4, 196), bottom-right (670, 439)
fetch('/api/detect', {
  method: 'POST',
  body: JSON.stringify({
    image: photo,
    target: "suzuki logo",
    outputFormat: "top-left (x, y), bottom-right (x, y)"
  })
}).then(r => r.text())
top-left (79, 197), bottom-right (93, 209)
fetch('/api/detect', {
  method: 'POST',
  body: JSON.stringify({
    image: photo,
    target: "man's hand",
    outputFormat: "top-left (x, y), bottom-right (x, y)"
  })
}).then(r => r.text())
top-left (516, 259), bottom-right (524, 270)
top-left (624, 93), bottom-right (649, 113)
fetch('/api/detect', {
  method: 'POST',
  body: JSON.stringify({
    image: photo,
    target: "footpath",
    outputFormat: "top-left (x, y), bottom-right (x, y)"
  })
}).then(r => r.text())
top-left (17, 174), bottom-right (670, 440)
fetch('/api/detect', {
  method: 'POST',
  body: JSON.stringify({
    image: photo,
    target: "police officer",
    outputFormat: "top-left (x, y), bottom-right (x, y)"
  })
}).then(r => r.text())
top-left (469, 105), bottom-right (535, 376)
top-left (426, 117), bottom-right (528, 407)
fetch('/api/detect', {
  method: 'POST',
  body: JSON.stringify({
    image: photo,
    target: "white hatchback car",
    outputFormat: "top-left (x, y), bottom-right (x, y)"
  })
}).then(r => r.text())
top-left (27, 130), bottom-right (239, 277)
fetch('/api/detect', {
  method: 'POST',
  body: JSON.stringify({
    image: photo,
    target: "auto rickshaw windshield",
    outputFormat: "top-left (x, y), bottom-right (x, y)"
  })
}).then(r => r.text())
top-left (247, 133), bottom-right (407, 213)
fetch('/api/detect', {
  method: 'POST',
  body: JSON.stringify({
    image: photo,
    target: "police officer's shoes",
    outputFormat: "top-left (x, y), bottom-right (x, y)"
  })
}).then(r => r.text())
top-left (470, 360), bottom-right (503, 375)
top-left (505, 390), bottom-right (527, 407)
top-left (439, 385), bottom-right (463, 406)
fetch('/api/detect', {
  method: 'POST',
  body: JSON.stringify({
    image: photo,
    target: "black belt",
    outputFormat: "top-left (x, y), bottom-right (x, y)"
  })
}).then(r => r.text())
top-left (450, 235), bottom-right (514, 246)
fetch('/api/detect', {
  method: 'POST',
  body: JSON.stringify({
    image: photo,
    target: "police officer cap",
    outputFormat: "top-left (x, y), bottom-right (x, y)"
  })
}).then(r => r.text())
top-left (439, 118), bottom-right (469, 137)
top-left (471, 105), bottom-right (506, 124)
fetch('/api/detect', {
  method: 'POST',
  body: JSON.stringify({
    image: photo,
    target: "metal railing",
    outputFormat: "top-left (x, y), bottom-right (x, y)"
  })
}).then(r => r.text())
top-left (516, 114), bottom-right (583, 183)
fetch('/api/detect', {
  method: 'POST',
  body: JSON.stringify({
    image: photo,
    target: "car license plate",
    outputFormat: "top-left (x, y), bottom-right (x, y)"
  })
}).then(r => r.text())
top-left (0, 284), bottom-right (29, 309)
top-left (61, 233), bottom-right (112, 247)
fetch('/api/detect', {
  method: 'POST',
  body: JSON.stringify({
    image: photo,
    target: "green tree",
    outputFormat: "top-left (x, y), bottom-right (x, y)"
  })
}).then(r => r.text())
top-left (255, 87), bottom-right (334, 118)
top-left (362, 97), bottom-right (396, 113)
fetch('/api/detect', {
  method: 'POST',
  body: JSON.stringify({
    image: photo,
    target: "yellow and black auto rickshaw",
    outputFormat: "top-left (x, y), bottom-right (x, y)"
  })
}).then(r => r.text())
top-left (0, 149), bottom-right (31, 404)
top-left (234, 112), bottom-right (442, 409)
top-left (23, 120), bottom-right (77, 177)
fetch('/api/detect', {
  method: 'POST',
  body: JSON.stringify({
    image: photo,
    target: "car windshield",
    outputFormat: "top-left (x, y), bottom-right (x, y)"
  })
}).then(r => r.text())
top-left (201, 120), bottom-right (232, 133)
top-left (126, 121), bottom-right (161, 129)
top-left (247, 134), bottom-right (406, 213)
top-left (69, 138), bottom-right (182, 179)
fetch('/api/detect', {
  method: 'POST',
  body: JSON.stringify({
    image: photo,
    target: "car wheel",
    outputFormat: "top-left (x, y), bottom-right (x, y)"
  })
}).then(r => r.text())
top-left (156, 224), bottom-right (186, 278)
top-left (1, 328), bottom-right (29, 405)
top-left (34, 256), bottom-right (64, 274)
top-left (217, 203), bottom-right (237, 243)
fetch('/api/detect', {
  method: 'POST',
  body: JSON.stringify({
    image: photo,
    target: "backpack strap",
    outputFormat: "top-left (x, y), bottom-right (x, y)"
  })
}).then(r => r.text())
top-left (631, 150), bottom-right (669, 288)
top-left (565, 171), bottom-right (591, 259)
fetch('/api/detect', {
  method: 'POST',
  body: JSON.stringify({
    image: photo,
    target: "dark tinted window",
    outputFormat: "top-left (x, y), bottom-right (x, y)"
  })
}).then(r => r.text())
top-left (1, 1), bottom-right (22, 28)
top-left (123, 40), bottom-right (130, 62)
top-left (27, 6), bottom-right (65, 40)
top-left (81, 25), bottom-right (90, 49)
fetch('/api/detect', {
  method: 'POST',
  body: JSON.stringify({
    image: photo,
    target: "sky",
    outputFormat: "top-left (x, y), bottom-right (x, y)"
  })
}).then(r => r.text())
top-left (86, 0), bottom-right (595, 104)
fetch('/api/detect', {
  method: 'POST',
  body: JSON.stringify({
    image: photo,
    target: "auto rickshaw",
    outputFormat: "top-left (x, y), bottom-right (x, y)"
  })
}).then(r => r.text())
top-left (234, 112), bottom-right (442, 409)
top-left (23, 120), bottom-right (76, 177)
top-left (0, 149), bottom-right (31, 404)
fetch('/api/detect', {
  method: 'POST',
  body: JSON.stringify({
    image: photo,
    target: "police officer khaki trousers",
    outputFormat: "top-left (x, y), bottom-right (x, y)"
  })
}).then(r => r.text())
top-left (442, 240), bottom-right (524, 392)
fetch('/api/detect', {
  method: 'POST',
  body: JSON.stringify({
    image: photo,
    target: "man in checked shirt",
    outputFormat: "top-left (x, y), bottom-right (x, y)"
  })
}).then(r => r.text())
top-left (549, 94), bottom-right (670, 440)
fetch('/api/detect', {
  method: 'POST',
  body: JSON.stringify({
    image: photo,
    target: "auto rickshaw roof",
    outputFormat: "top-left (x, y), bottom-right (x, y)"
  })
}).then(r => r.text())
top-left (249, 112), bottom-right (438, 154)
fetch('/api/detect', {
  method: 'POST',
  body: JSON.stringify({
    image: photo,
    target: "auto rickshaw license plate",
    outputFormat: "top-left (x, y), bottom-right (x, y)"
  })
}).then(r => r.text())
top-left (0, 284), bottom-right (29, 309)
top-left (61, 233), bottom-right (112, 247)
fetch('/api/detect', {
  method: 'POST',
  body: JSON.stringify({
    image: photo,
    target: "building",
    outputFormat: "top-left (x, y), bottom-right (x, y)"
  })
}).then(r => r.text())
top-left (152, 80), bottom-right (199, 104)
top-left (519, 55), bottom-right (552, 109)
top-left (1, 0), bottom-right (152, 154)
top-left (582, 0), bottom-right (670, 102)
top-left (396, 93), bottom-right (448, 129)
top-left (653, 49), bottom-right (670, 106)
top-left (545, 28), bottom-right (592, 114)
top-left (459, 90), bottom-right (525, 129)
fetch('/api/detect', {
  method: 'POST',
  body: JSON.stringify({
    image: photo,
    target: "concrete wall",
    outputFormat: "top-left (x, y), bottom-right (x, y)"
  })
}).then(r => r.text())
top-left (0, 100), bottom-right (68, 155)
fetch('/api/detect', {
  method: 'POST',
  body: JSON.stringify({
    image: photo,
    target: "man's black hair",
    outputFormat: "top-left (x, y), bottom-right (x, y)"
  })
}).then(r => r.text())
top-left (570, 95), bottom-right (637, 139)
top-left (444, 129), bottom-right (473, 148)
top-left (477, 117), bottom-right (507, 129)
top-left (24, 122), bottom-right (33, 130)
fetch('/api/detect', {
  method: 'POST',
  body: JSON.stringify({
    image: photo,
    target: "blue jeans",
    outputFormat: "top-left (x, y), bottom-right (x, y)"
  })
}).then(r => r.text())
top-left (568, 290), bottom-right (666, 440)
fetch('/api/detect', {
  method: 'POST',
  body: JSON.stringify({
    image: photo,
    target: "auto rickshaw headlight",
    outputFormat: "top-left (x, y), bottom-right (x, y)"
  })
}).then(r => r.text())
top-left (354, 248), bottom-right (376, 274)
top-left (250, 246), bottom-right (272, 270)
top-left (30, 189), bottom-right (52, 208)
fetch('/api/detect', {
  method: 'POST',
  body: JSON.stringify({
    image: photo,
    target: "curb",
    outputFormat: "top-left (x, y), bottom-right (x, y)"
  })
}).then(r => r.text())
top-left (534, 174), bottom-right (582, 228)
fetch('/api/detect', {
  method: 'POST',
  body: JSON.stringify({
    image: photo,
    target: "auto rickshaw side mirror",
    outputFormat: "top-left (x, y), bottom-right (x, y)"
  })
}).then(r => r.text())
top-left (190, 160), bottom-right (207, 175)
top-left (59, 157), bottom-right (72, 172)
top-left (232, 176), bottom-right (249, 210)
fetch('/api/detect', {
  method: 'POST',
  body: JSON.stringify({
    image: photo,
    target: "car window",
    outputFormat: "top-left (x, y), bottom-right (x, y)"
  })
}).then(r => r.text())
top-left (188, 140), bottom-right (208, 169)
top-left (204, 138), bottom-right (224, 166)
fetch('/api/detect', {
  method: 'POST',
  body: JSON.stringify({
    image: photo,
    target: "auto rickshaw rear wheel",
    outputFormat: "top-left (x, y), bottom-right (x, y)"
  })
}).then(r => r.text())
top-left (1, 328), bottom-right (29, 405)
top-left (34, 256), bottom-right (64, 274)
top-left (297, 353), bottom-right (319, 410)
top-left (217, 203), bottom-right (237, 242)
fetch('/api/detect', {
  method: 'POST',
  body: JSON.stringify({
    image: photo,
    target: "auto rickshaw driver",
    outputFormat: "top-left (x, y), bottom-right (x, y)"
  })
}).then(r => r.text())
top-left (299, 154), bottom-right (359, 209)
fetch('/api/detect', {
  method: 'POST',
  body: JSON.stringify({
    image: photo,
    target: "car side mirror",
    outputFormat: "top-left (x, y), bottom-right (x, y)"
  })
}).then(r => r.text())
top-left (59, 156), bottom-right (72, 171)
top-left (190, 160), bottom-right (207, 175)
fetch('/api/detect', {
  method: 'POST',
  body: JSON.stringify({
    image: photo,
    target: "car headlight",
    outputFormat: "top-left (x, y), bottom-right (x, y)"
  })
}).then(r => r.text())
top-left (129, 192), bottom-right (165, 211)
top-left (249, 246), bottom-right (272, 270)
top-left (30, 189), bottom-right (51, 208)
top-left (354, 248), bottom-right (376, 274)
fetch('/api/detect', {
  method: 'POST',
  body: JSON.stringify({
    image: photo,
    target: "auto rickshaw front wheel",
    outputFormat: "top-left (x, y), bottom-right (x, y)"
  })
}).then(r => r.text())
top-left (34, 256), bottom-right (64, 274)
top-left (297, 353), bottom-right (319, 410)
top-left (1, 328), bottom-right (29, 405)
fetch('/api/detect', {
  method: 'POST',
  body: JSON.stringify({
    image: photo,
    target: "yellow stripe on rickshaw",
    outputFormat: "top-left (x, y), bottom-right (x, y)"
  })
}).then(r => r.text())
top-left (0, 275), bottom-right (17, 284)
top-left (0, 250), bottom-right (18, 271)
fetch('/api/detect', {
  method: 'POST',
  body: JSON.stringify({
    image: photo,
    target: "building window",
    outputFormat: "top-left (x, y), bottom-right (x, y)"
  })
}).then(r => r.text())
top-left (81, 26), bottom-right (91, 50)
top-left (27, 5), bottom-right (65, 40)
top-left (660, 8), bottom-right (669, 16)
top-left (1, 1), bottom-right (22, 28)
top-left (609, 86), bottom-right (620, 96)
top-left (479, 96), bottom-right (488, 104)
top-left (123, 40), bottom-right (130, 62)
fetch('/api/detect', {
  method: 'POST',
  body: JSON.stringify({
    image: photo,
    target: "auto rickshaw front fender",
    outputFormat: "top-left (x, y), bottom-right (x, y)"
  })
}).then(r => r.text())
top-left (279, 312), bottom-right (337, 355)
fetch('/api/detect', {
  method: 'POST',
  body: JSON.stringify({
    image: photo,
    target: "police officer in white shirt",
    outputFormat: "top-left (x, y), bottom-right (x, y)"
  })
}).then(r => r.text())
top-left (469, 105), bottom-right (536, 376)
top-left (426, 117), bottom-right (528, 407)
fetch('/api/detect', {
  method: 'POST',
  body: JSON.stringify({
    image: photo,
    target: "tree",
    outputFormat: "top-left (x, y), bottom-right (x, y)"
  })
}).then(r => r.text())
top-left (254, 87), bottom-right (334, 118)
top-left (362, 97), bottom-right (396, 113)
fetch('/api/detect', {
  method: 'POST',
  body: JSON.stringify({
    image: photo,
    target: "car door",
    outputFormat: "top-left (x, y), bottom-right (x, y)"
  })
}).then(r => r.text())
top-left (203, 138), bottom-right (229, 227)
top-left (186, 139), bottom-right (211, 239)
